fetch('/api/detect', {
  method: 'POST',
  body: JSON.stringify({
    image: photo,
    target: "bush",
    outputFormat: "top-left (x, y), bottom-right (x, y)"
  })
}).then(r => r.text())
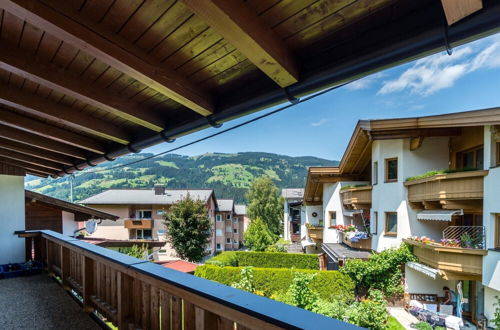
top-left (195, 265), bottom-right (354, 301)
top-left (206, 251), bottom-right (319, 270)
top-left (415, 322), bottom-right (433, 330)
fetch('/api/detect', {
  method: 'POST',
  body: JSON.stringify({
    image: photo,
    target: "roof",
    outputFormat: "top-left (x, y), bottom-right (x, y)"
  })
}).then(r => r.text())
top-left (0, 0), bottom-right (498, 178)
top-left (304, 107), bottom-right (500, 204)
top-left (216, 199), bottom-right (234, 212)
top-left (322, 243), bottom-right (372, 261)
top-left (156, 260), bottom-right (197, 273)
top-left (234, 204), bottom-right (247, 215)
top-left (25, 190), bottom-right (118, 221)
top-left (281, 188), bottom-right (304, 199)
top-left (80, 189), bottom-right (214, 205)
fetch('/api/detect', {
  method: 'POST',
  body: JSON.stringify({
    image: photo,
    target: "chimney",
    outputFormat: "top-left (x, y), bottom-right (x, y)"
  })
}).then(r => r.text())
top-left (154, 184), bottom-right (166, 195)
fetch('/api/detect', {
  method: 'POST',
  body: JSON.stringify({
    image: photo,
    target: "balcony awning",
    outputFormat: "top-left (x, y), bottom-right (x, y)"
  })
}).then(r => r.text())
top-left (343, 210), bottom-right (363, 217)
top-left (301, 237), bottom-right (316, 248)
top-left (407, 262), bottom-right (440, 280)
top-left (417, 210), bottom-right (463, 222)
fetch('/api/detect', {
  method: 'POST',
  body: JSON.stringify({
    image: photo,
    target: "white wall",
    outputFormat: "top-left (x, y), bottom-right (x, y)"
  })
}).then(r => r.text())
top-left (404, 265), bottom-right (448, 297)
top-left (484, 286), bottom-right (500, 328)
top-left (90, 219), bottom-right (129, 240)
top-left (0, 175), bottom-right (25, 264)
top-left (371, 137), bottom-right (449, 252)
top-left (61, 211), bottom-right (78, 236)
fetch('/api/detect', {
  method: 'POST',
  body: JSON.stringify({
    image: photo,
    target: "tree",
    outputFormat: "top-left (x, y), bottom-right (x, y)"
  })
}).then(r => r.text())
top-left (121, 244), bottom-right (148, 260)
top-left (243, 217), bottom-right (275, 251)
top-left (246, 176), bottom-right (284, 235)
top-left (163, 195), bottom-right (212, 262)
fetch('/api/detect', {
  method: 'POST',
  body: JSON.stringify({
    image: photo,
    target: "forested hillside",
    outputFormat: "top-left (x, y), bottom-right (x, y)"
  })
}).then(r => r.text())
top-left (25, 152), bottom-right (338, 203)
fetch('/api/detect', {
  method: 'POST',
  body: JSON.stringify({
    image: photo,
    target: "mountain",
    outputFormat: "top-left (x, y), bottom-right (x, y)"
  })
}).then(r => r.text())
top-left (25, 152), bottom-right (338, 203)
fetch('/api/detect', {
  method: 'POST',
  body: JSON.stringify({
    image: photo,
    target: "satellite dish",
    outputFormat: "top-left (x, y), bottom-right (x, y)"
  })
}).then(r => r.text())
top-left (85, 219), bottom-right (98, 234)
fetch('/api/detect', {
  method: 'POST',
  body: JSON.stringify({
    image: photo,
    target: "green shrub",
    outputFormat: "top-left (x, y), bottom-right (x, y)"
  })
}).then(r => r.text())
top-left (405, 167), bottom-right (478, 182)
top-left (415, 322), bottom-right (433, 330)
top-left (195, 265), bottom-right (354, 301)
top-left (206, 251), bottom-right (319, 270)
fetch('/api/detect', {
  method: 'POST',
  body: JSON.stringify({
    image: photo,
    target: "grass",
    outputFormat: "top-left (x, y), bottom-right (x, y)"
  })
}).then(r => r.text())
top-left (387, 316), bottom-right (406, 330)
top-left (405, 167), bottom-right (478, 182)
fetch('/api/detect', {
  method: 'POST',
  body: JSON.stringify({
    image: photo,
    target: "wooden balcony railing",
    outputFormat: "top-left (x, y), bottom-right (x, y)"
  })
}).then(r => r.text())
top-left (403, 238), bottom-right (487, 280)
top-left (124, 219), bottom-right (154, 229)
top-left (17, 230), bottom-right (357, 330)
top-left (338, 232), bottom-right (372, 251)
top-left (404, 170), bottom-right (487, 209)
top-left (340, 186), bottom-right (372, 209)
top-left (307, 227), bottom-right (323, 241)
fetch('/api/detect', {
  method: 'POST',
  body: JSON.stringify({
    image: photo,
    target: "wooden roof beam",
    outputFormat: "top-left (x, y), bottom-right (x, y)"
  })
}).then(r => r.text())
top-left (0, 156), bottom-right (57, 176)
top-left (0, 147), bottom-right (63, 171)
top-left (26, 169), bottom-right (49, 178)
top-left (2, 0), bottom-right (214, 117)
top-left (0, 108), bottom-right (105, 154)
top-left (0, 84), bottom-right (130, 145)
top-left (183, 0), bottom-right (299, 88)
top-left (0, 138), bottom-right (74, 166)
top-left (0, 45), bottom-right (165, 132)
top-left (0, 125), bottom-right (87, 159)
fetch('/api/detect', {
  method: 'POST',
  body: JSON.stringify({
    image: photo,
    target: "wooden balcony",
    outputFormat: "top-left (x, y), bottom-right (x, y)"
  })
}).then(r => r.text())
top-left (124, 219), bottom-right (154, 229)
top-left (404, 170), bottom-right (488, 210)
top-left (16, 230), bottom-right (355, 329)
top-left (339, 232), bottom-right (372, 251)
top-left (307, 227), bottom-right (323, 241)
top-left (340, 186), bottom-right (372, 209)
top-left (403, 239), bottom-right (487, 280)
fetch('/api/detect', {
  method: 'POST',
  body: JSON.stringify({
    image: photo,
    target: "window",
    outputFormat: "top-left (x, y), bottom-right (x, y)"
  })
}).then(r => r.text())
top-left (329, 211), bottom-right (337, 227)
top-left (372, 212), bottom-right (378, 235)
top-left (216, 229), bottom-right (223, 237)
top-left (216, 215), bottom-right (222, 222)
top-left (136, 210), bottom-right (152, 219)
top-left (226, 238), bottom-right (231, 244)
top-left (216, 243), bottom-right (221, 250)
top-left (157, 229), bottom-right (166, 235)
top-left (159, 249), bottom-right (167, 254)
top-left (226, 226), bottom-right (232, 233)
top-left (373, 161), bottom-right (378, 185)
top-left (495, 215), bottom-right (500, 248)
top-left (135, 229), bottom-right (152, 239)
top-left (458, 146), bottom-right (484, 169)
top-left (156, 209), bottom-right (165, 215)
top-left (233, 239), bottom-right (238, 244)
top-left (385, 158), bottom-right (398, 182)
top-left (385, 212), bottom-right (397, 236)
top-left (233, 217), bottom-right (238, 223)
top-left (233, 228), bottom-right (238, 234)
top-left (226, 214), bottom-right (231, 220)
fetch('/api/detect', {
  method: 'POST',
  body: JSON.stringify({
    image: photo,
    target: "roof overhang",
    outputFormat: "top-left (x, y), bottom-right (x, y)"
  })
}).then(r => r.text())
top-left (417, 209), bottom-right (463, 222)
top-left (1, 0), bottom-right (499, 178)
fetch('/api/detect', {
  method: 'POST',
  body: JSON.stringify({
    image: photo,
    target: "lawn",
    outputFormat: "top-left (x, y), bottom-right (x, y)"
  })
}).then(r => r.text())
top-left (387, 316), bottom-right (406, 330)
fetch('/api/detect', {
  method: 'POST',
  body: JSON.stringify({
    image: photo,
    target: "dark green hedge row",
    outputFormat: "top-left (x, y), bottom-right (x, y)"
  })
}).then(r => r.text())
top-left (195, 265), bottom-right (354, 301)
top-left (206, 251), bottom-right (319, 270)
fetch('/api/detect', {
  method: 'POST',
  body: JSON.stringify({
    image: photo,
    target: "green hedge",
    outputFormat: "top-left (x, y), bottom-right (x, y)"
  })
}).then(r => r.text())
top-left (206, 251), bottom-right (319, 270)
top-left (195, 265), bottom-right (354, 302)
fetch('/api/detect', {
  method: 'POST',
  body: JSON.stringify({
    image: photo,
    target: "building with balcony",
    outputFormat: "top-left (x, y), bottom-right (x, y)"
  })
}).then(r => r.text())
top-left (301, 108), bottom-right (500, 327)
top-left (282, 188), bottom-right (304, 242)
top-left (215, 199), bottom-right (247, 252)
top-left (80, 186), bottom-right (218, 261)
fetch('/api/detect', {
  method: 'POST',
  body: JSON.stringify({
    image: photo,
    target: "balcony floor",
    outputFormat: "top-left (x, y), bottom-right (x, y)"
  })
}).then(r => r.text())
top-left (0, 274), bottom-right (100, 330)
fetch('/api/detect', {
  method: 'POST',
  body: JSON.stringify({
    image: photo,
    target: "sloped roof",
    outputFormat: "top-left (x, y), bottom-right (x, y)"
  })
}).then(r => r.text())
top-left (80, 189), bottom-right (214, 205)
top-left (156, 260), bottom-right (197, 273)
top-left (234, 204), bottom-right (247, 215)
top-left (281, 188), bottom-right (304, 199)
top-left (216, 199), bottom-right (234, 212)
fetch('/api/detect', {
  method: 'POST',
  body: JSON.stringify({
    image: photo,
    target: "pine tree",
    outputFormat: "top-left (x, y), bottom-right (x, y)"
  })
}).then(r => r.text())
top-left (246, 176), bottom-right (284, 235)
top-left (163, 195), bottom-right (212, 262)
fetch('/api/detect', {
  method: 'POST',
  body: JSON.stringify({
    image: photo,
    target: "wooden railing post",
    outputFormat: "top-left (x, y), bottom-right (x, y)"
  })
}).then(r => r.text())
top-left (83, 256), bottom-right (94, 313)
top-left (33, 235), bottom-right (42, 262)
top-left (117, 272), bottom-right (133, 329)
top-left (25, 237), bottom-right (32, 261)
top-left (46, 239), bottom-right (54, 276)
top-left (60, 246), bottom-right (70, 290)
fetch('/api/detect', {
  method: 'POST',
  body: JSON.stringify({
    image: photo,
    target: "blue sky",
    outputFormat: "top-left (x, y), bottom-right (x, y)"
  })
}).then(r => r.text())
top-left (145, 33), bottom-right (500, 162)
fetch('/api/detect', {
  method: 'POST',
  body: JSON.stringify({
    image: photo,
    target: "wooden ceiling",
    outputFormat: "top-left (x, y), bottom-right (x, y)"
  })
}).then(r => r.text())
top-left (0, 0), bottom-right (498, 178)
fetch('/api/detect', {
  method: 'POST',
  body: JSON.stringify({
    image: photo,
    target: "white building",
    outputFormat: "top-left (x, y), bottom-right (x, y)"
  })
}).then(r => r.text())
top-left (302, 108), bottom-right (500, 327)
top-left (282, 188), bottom-right (304, 242)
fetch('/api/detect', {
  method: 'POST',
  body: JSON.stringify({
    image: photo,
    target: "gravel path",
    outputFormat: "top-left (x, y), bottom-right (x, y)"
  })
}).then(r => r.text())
top-left (0, 274), bottom-right (100, 330)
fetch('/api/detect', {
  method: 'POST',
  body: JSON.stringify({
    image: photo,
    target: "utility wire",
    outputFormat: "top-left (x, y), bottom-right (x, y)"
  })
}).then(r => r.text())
top-left (79, 82), bottom-right (349, 175)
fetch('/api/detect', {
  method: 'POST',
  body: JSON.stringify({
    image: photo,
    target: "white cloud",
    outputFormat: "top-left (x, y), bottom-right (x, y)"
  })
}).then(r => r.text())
top-left (311, 118), bottom-right (330, 127)
top-left (378, 36), bottom-right (500, 96)
top-left (346, 72), bottom-right (385, 91)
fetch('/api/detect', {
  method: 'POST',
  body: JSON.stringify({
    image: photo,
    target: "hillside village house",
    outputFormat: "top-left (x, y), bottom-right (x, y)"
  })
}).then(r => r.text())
top-left (1, 0), bottom-right (499, 327)
top-left (80, 185), bottom-right (248, 260)
top-left (300, 108), bottom-right (500, 327)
